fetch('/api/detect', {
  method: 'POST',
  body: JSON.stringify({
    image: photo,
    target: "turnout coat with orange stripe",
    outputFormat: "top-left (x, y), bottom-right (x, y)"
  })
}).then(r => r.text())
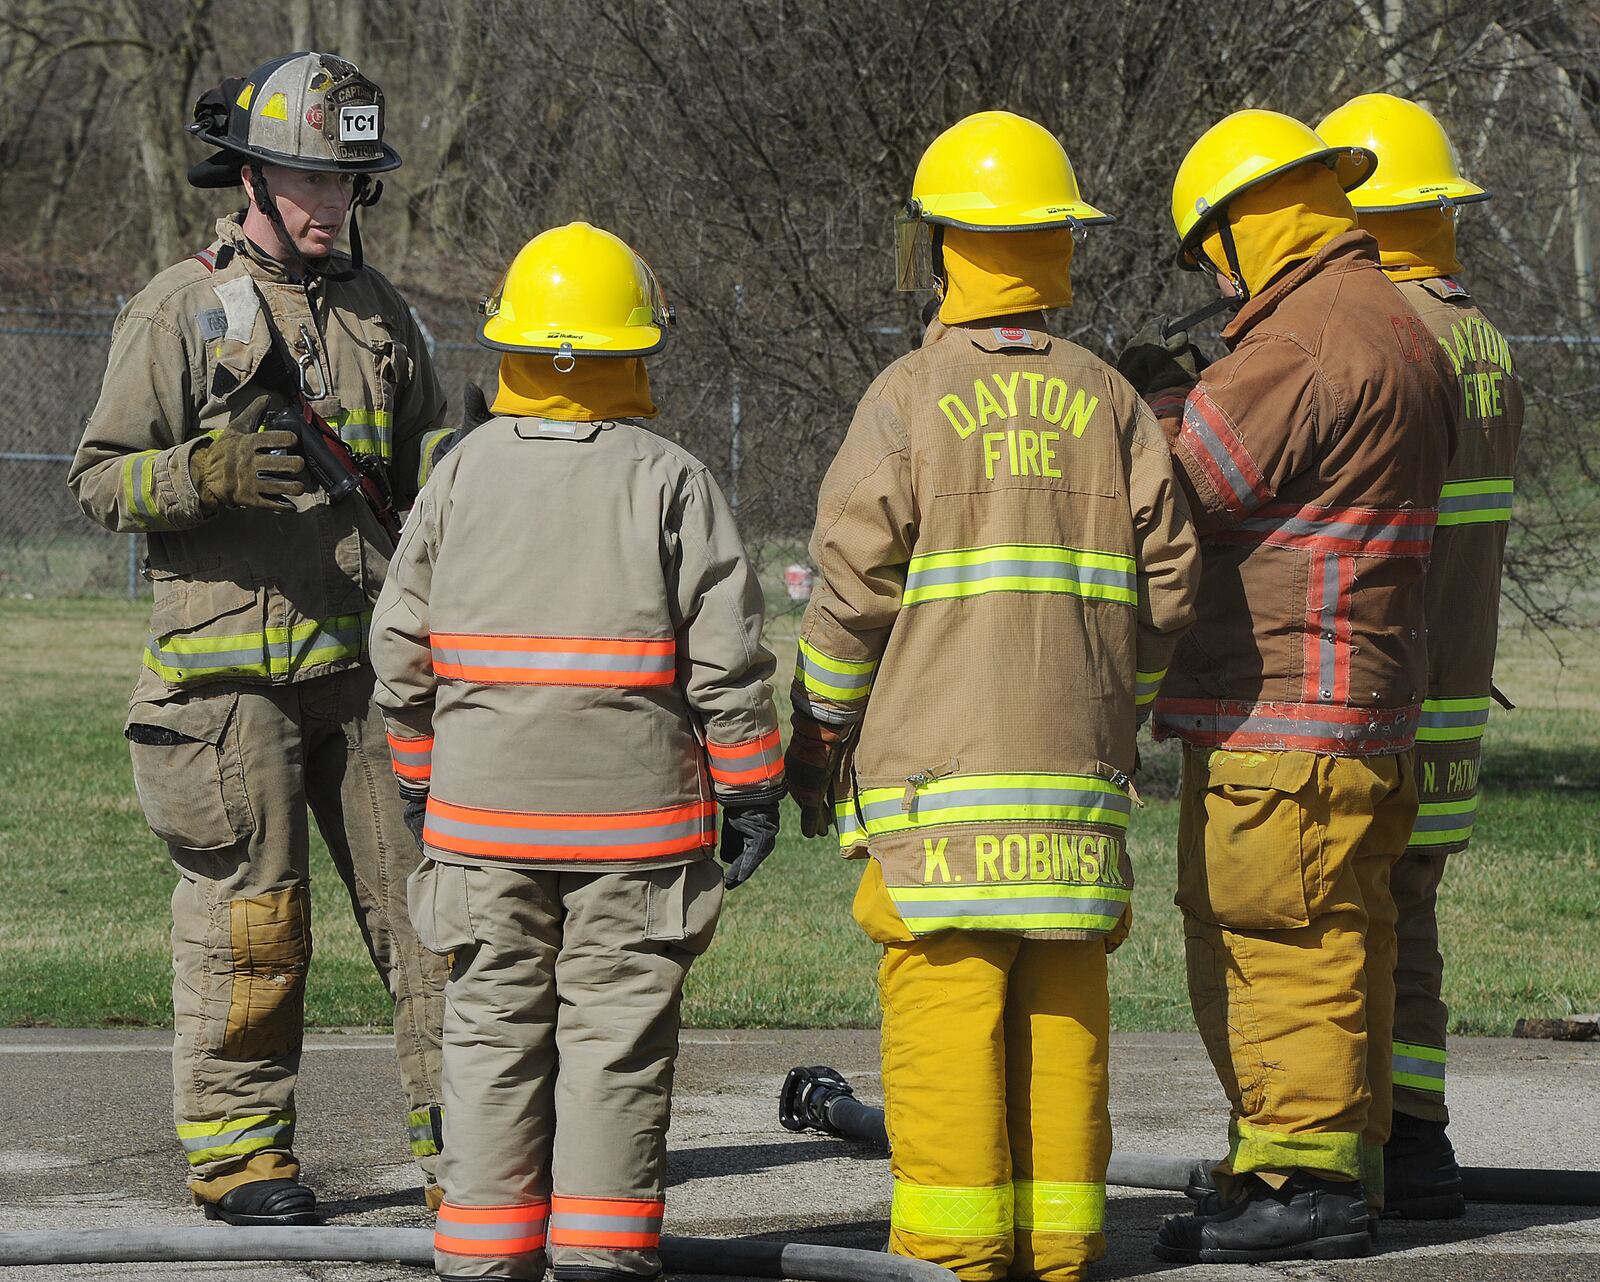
top-left (369, 414), bottom-right (782, 870)
top-left (1150, 233), bottom-right (1457, 755)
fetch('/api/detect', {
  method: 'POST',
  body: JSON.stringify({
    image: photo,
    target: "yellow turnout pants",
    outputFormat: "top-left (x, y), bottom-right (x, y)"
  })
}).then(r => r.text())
top-left (1176, 747), bottom-right (1416, 1195)
top-left (855, 863), bottom-right (1110, 1282)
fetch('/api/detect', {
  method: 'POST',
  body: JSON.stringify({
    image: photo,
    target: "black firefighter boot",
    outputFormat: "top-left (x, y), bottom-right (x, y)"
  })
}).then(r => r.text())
top-left (1154, 1172), bottom-right (1373, 1264)
top-left (1384, 1110), bottom-right (1466, 1219)
top-left (202, 1178), bottom-right (318, 1226)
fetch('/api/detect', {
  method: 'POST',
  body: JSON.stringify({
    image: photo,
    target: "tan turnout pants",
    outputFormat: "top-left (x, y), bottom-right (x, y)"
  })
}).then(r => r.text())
top-left (1176, 747), bottom-right (1416, 1200)
top-left (409, 856), bottom-right (723, 1281)
top-left (126, 669), bottom-right (446, 1201)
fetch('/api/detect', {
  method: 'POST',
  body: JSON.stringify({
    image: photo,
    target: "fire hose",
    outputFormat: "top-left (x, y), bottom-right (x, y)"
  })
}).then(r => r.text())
top-left (0, 1227), bottom-right (957, 1279)
top-left (779, 1065), bottom-right (1600, 1206)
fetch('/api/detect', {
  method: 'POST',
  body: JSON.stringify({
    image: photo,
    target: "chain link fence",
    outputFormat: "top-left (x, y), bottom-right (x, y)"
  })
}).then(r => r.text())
top-left (0, 303), bottom-right (493, 600)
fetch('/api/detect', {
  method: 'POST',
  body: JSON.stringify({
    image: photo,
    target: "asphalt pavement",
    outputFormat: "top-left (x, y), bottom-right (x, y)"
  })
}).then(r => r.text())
top-left (0, 1027), bottom-right (1596, 1281)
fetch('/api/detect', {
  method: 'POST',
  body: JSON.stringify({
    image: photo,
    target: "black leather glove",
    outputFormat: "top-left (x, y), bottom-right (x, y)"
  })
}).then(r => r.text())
top-left (401, 791), bottom-right (427, 851)
top-left (1116, 319), bottom-right (1208, 397)
top-left (719, 797), bottom-right (781, 889)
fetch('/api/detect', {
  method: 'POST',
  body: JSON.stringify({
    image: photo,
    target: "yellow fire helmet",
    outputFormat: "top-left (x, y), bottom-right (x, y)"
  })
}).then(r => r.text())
top-left (896, 110), bottom-right (1113, 291)
top-left (478, 222), bottom-right (674, 360)
top-left (1316, 93), bottom-right (1488, 213)
top-left (1171, 109), bottom-right (1376, 270)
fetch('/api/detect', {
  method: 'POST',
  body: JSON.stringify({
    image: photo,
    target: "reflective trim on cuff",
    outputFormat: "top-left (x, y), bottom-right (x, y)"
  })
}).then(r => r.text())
top-left (1013, 1178), bottom-right (1106, 1234)
top-left (1392, 1040), bottom-right (1447, 1094)
top-left (435, 1200), bottom-right (549, 1257)
top-left (1228, 1119), bottom-right (1362, 1181)
top-left (176, 1111), bottom-right (295, 1166)
top-left (891, 1179), bottom-right (1013, 1239)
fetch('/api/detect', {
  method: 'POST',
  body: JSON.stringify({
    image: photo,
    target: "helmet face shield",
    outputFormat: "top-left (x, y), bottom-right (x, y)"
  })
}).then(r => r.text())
top-left (895, 205), bottom-right (936, 292)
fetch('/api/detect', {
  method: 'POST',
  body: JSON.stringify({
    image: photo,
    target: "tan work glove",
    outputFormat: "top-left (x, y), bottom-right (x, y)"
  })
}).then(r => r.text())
top-left (784, 711), bottom-right (856, 839)
top-left (190, 429), bottom-right (306, 511)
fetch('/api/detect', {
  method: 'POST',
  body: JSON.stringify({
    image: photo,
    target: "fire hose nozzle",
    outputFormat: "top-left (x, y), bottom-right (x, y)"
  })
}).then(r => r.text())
top-left (779, 1065), bottom-right (856, 1136)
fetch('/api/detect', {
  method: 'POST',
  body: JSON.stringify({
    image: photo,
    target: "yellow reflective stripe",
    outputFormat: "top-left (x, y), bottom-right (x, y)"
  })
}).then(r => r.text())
top-left (330, 408), bottom-right (394, 459)
top-left (904, 543), bottom-right (1137, 606)
top-left (888, 882), bottom-right (1130, 934)
top-left (796, 637), bottom-right (878, 703)
top-left (1416, 695), bottom-right (1492, 743)
top-left (1437, 476), bottom-right (1513, 527)
top-left (1407, 796), bottom-right (1478, 848)
top-left (1013, 1179), bottom-right (1106, 1234)
top-left (143, 610), bottom-right (370, 683)
top-left (407, 1106), bottom-right (442, 1157)
top-left (1228, 1119), bottom-right (1361, 1181)
top-left (418, 428), bottom-right (453, 486)
top-left (1134, 666), bottom-right (1167, 706)
top-left (891, 1179), bottom-right (1013, 1239)
top-left (836, 771), bottom-right (1131, 849)
top-left (120, 450), bottom-right (171, 530)
top-left (176, 1112), bottom-right (294, 1166)
top-left (1392, 1040), bottom-right (1447, 1094)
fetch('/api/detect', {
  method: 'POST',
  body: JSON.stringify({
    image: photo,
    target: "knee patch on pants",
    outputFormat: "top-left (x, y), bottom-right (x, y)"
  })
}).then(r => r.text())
top-left (220, 885), bottom-right (311, 1060)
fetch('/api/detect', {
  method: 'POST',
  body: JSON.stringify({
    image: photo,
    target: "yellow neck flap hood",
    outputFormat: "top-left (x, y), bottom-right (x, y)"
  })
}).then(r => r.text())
top-left (939, 226), bottom-right (1075, 325)
top-left (1360, 207), bottom-right (1462, 282)
top-left (492, 352), bottom-right (657, 423)
top-left (1200, 162), bottom-right (1358, 296)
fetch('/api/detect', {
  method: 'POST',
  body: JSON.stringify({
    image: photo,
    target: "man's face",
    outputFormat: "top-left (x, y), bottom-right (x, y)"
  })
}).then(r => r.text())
top-left (253, 164), bottom-right (356, 258)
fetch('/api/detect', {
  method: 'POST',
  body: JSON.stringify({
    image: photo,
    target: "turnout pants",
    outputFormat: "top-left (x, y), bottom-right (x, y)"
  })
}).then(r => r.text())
top-left (855, 863), bottom-right (1111, 1282)
top-left (1390, 734), bottom-right (1481, 1123)
top-left (126, 669), bottom-right (446, 1201)
top-left (1176, 747), bottom-right (1416, 1197)
top-left (410, 857), bottom-right (723, 1281)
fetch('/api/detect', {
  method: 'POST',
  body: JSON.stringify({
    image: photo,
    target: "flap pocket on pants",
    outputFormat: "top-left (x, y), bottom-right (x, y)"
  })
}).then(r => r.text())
top-left (644, 859), bottom-right (724, 956)
top-left (406, 860), bottom-right (477, 957)
top-left (126, 691), bottom-right (252, 851)
top-left (1176, 749), bottom-right (1316, 931)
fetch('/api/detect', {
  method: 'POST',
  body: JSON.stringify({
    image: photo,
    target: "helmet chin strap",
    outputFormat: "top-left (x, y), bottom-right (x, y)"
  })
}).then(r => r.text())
top-left (1163, 214), bottom-right (1247, 340)
top-left (245, 167), bottom-right (381, 284)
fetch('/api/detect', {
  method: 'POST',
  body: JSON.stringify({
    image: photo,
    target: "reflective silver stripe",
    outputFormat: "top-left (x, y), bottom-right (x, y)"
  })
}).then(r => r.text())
top-left (1182, 399), bottom-right (1261, 509)
top-left (425, 814), bottom-right (712, 848)
top-left (894, 894), bottom-right (1129, 920)
top-left (178, 1115), bottom-right (292, 1156)
top-left (1157, 707), bottom-right (1417, 749)
top-left (1239, 513), bottom-right (1428, 545)
top-left (905, 557), bottom-right (1135, 595)
top-left (1419, 706), bottom-right (1491, 731)
top-left (548, 1212), bottom-right (663, 1235)
top-left (437, 1217), bottom-right (548, 1242)
top-left (797, 649), bottom-right (874, 691)
top-left (147, 617), bottom-right (366, 671)
top-left (1316, 554), bottom-right (1339, 699)
top-left (1411, 799), bottom-right (1479, 833)
top-left (431, 645), bottom-right (673, 674)
top-left (390, 743), bottom-right (432, 765)
top-left (1438, 491), bottom-right (1510, 516)
top-left (1392, 1053), bottom-right (1446, 1085)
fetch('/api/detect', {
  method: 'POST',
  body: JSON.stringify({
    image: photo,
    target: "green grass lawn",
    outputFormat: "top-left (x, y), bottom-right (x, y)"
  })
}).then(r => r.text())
top-left (1, 598), bottom-right (1595, 1033)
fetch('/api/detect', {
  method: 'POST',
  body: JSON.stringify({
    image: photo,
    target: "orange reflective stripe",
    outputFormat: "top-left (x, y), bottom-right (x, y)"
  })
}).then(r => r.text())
top-left (548, 1194), bottom-right (664, 1250)
top-left (424, 797), bottom-right (716, 863)
top-left (386, 731), bottom-right (434, 783)
top-left (434, 1200), bottom-right (549, 1257)
top-left (706, 728), bottom-right (783, 787)
top-left (431, 633), bottom-right (676, 687)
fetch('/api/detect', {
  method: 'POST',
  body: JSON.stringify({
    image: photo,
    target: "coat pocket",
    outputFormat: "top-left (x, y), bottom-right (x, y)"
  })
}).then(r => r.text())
top-left (126, 690), bottom-right (252, 851)
top-left (643, 859), bottom-right (724, 955)
top-left (145, 572), bottom-right (270, 688)
top-left (1176, 750), bottom-right (1317, 930)
top-left (406, 859), bottom-right (477, 957)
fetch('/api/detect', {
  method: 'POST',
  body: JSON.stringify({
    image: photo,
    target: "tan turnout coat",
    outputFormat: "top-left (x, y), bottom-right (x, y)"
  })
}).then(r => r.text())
top-left (68, 216), bottom-right (450, 702)
top-left (370, 415), bottom-right (783, 872)
top-left (795, 316), bottom-right (1200, 940)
